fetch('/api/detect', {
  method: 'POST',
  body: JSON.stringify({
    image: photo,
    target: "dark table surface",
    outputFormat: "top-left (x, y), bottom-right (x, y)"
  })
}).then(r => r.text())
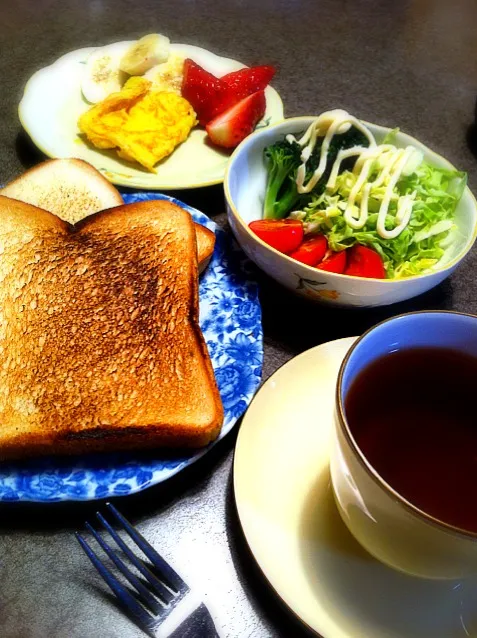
top-left (1, 1), bottom-right (477, 636)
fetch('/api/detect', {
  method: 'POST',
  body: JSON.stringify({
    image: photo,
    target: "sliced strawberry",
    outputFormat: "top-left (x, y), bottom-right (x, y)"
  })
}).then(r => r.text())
top-left (206, 90), bottom-right (266, 149)
top-left (221, 65), bottom-right (276, 101)
top-left (181, 59), bottom-right (233, 126)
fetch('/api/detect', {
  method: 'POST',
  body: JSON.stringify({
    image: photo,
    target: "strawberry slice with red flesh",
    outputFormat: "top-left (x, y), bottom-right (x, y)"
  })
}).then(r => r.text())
top-left (206, 90), bottom-right (266, 148)
top-left (221, 65), bottom-right (276, 101)
top-left (181, 59), bottom-right (234, 126)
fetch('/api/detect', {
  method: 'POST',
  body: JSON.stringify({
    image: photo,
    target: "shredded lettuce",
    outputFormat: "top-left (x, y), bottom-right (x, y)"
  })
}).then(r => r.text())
top-left (382, 128), bottom-right (400, 145)
top-left (301, 162), bottom-right (466, 279)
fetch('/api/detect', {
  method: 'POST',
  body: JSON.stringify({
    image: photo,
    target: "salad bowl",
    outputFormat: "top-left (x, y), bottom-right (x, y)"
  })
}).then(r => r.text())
top-left (224, 116), bottom-right (477, 307)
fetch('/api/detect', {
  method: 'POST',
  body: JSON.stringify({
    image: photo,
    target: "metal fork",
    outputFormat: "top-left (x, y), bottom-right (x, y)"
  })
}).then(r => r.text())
top-left (75, 502), bottom-right (220, 638)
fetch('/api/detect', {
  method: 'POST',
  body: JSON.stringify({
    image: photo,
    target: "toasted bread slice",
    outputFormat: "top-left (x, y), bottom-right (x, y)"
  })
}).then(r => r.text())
top-left (1, 159), bottom-right (215, 271)
top-left (0, 195), bottom-right (223, 459)
top-left (196, 224), bottom-right (216, 273)
top-left (0, 158), bottom-right (123, 223)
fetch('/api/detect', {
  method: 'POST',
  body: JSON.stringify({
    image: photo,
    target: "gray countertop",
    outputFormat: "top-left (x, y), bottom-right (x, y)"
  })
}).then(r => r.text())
top-left (1, 1), bottom-right (477, 636)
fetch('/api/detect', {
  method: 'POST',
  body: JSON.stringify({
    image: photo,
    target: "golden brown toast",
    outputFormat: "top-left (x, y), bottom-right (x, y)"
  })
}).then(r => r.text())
top-left (0, 159), bottom-right (215, 270)
top-left (196, 224), bottom-right (215, 274)
top-left (0, 195), bottom-right (223, 459)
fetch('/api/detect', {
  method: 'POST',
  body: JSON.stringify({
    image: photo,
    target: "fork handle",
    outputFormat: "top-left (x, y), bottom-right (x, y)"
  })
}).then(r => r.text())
top-left (169, 603), bottom-right (221, 638)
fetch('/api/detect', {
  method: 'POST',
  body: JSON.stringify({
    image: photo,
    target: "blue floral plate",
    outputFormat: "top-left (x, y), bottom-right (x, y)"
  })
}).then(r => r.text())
top-left (0, 192), bottom-right (263, 502)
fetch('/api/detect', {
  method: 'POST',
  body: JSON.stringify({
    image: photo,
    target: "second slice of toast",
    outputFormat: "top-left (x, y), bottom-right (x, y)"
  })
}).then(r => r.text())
top-left (0, 159), bottom-right (215, 271)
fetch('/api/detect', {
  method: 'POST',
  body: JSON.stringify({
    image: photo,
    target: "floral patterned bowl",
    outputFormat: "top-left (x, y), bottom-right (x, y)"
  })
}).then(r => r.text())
top-left (0, 193), bottom-right (262, 502)
top-left (224, 116), bottom-right (477, 307)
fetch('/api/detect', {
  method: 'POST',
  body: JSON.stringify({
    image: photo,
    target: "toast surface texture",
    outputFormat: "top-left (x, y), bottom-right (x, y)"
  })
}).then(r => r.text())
top-left (0, 195), bottom-right (223, 459)
top-left (0, 159), bottom-right (215, 269)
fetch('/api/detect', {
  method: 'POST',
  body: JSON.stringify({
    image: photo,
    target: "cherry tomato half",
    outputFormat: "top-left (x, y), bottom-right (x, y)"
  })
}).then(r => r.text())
top-left (289, 234), bottom-right (328, 266)
top-left (316, 250), bottom-right (347, 273)
top-left (344, 245), bottom-right (386, 279)
top-left (248, 219), bottom-right (304, 254)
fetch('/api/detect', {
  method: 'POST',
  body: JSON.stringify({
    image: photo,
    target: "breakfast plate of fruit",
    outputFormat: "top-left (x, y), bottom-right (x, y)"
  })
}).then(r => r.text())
top-left (19, 34), bottom-right (284, 189)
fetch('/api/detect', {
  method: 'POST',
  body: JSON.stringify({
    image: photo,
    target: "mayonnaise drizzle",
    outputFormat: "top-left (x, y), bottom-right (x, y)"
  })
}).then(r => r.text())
top-left (286, 110), bottom-right (423, 239)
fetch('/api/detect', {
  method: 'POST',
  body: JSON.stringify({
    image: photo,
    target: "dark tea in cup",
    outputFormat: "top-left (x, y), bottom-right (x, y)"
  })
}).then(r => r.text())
top-left (344, 346), bottom-right (477, 534)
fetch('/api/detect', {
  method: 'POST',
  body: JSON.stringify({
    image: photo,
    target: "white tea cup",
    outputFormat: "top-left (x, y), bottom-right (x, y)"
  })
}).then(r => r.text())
top-left (331, 311), bottom-right (477, 579)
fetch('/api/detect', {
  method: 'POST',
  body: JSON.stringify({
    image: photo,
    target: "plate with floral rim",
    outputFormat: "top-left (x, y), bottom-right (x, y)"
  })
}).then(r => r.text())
top-left (0, 192), bottom-right (262, 502)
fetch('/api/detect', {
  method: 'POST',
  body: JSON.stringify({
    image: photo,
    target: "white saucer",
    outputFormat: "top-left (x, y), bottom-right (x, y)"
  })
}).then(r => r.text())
top-left (234, 337), bottom-right (477, 638)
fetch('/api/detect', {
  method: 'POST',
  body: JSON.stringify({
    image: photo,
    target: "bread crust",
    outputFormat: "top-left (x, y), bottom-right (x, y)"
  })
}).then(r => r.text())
top-left (196, 224), bottom-right (215, 273)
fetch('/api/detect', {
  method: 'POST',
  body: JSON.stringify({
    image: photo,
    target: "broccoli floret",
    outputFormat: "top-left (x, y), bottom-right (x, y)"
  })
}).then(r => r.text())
top-left (263, 140), bottom-right (302, 219)
top-left (262, 127), bottom-right (370, 219)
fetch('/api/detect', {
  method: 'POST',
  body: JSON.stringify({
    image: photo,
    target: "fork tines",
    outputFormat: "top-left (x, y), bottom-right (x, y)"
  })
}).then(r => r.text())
top-left (75, 502), bottom-right (187, 631)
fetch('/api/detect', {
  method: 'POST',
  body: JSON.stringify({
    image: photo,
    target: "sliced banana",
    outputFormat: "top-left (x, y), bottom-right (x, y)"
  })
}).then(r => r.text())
top-left (143, 54), bottom-right (185, 94)
top-left (119, 34), bottom-right (170, 76)
top-left (81, 42), bottom-right (129, 104)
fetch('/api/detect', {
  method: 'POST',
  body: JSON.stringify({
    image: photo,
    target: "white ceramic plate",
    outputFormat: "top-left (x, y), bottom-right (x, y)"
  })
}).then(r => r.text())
top-left (234, 338), bottom-right (477, 637)
top-left (19, 42), bottom-right (284, 190)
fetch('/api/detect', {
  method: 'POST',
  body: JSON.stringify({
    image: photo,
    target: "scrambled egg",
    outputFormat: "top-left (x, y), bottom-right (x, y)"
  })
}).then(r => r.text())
top-left (78, 76), bottom-right (197, 171)
top-left (144, 54), bottom-right (185, 94)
